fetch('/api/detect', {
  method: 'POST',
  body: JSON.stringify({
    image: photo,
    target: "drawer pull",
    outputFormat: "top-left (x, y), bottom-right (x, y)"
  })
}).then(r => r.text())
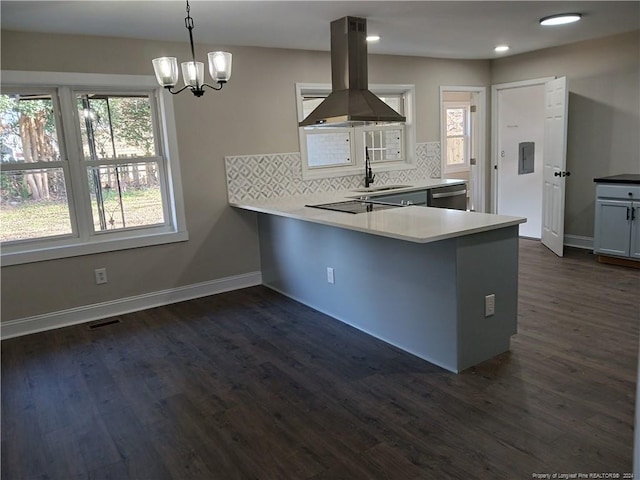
top-left (431, 189), bottom-right (467, 199)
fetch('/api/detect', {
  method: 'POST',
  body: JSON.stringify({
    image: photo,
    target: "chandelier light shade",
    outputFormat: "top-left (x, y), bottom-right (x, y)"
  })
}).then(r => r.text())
top-left (209, 52), bottom-right (232, 82)
top-left (152, 0), bottom-right (232, 97)
top-left (152, 57), bottom-right (179, 87)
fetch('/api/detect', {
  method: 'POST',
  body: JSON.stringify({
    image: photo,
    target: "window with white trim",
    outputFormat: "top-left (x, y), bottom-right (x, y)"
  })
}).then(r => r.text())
top-left (443, 102), bottom-right (470, 173)
top-left (296, 84), bottom-right (415, 180)
top-left (0, 71), bottom-right (187, 265)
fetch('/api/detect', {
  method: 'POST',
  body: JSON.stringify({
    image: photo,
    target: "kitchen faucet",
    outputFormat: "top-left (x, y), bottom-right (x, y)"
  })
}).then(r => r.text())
top-left (364, 146), bottom-right (375, 187)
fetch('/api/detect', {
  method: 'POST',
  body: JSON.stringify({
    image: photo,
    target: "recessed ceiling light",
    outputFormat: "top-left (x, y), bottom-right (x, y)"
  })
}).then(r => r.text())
top-left (494, 45), bottom-right (510, 53)
top-left (366, 35), bottom-right (381, 42)
top-left (539, 13), bottom-right (582, 26)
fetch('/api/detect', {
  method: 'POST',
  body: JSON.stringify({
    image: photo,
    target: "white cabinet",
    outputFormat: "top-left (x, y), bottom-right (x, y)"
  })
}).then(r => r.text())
top-left (594, 183), bottom-right (640, 259)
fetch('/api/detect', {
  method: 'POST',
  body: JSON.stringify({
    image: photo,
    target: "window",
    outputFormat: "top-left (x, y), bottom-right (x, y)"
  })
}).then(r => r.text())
top-left (0, 71), bottom-right (187, 265)
top-left (77, 93), bottom-right (166, 232)
top-left (296, 84), bottom-right (415, 180)
top-left (443, 102), bottom-right (470, 173)
top-left (362, 95), bottom-right (404, 163)
top-left (1, 92), bottom-right (73, 242)
top-left (361, 125), bottom-right (404, 162)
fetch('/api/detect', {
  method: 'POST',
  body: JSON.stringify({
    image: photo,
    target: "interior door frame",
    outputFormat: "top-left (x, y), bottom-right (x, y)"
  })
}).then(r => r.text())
top-left (439, 86), bottom-right (486, 212)
top-left (490, 77), bottom-right (554, 213)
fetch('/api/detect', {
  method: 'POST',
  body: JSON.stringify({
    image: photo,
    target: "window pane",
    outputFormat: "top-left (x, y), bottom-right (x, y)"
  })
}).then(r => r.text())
top-left (446, 137), bottom-right (465, 165)
top-left (379, 96), bottom-right (402, 113)
top-left (0, 94), bottom-right (60, 164)
top-left (307, 132), bottom-right (351, 167)
top-left (0, 168), bottom-right (72, 242)
top-left (365, 129), bottom-right (403, 162)
top-left (446, 108), bottom-right (465, 136)
top-left (77, 94), bottom-right (156, 160)
top-left (87, 162), bottom-right (165, 231)
top-left (302, 97), bottom-right (324, 119)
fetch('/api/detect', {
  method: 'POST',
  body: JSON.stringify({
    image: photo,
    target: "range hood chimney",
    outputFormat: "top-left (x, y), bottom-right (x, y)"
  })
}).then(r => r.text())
top-left (299, 16), bottom-right (406, 127)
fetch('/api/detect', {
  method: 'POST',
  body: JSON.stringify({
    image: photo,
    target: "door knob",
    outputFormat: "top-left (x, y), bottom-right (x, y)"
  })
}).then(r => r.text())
top-left (554, 171), bottom-right (561, 177)
top-left (563, 171), bottom-right (571, 177)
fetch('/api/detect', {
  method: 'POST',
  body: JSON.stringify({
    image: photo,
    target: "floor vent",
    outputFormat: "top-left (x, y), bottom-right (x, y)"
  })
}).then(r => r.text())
top-left (88, 318), bottom-right (121, 329)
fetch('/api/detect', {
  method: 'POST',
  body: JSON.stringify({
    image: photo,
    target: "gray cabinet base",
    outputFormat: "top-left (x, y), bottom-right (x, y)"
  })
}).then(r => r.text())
top-left (257, 214), bottom-right (519, 373)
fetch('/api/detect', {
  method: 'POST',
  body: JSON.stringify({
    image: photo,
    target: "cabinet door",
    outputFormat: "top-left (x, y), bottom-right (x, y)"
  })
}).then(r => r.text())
top-left (594, 199), bottom-right (631, 257)
top-left (630, 202), bottom-right (640, 259)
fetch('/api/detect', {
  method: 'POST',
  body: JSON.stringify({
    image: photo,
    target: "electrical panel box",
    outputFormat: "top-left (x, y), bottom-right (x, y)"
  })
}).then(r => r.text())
top-left (519, 142), bottom-right (535, 175)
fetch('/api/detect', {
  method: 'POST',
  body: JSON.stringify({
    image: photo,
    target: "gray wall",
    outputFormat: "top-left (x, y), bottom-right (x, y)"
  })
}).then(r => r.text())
top-left (491, 30), bottom-right (640, 239)
top-left (0, 30), bottom-right (490, 322)
top-left (3, 28), bottom-right (636, 322)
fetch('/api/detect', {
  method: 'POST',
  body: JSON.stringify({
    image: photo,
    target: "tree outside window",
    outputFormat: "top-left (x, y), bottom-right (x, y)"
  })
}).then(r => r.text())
top-left (0, 93), bottom-right (72, 242)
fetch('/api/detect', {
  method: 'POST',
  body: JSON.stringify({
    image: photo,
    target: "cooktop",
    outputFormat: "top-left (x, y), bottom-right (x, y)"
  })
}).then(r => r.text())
top-left (306, 200), bottom-right (404, 214)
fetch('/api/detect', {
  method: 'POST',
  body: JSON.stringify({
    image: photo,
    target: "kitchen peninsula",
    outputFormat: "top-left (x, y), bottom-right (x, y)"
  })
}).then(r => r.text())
top-left (231, 182), bottom-right (526, 373)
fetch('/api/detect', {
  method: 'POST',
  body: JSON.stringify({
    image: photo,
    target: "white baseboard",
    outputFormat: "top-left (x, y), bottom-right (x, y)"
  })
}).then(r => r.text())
top-left (564, 234), bottom-right (594, 251)
top-left (1, 271), bottom-right (262, 340)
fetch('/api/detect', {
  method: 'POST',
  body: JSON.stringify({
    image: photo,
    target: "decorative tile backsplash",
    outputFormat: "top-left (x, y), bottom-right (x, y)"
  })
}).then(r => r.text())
top-left (225, 142), bottom-right (441, 202)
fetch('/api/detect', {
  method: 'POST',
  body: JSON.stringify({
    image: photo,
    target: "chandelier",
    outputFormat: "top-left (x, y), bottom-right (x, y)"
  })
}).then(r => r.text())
top-left (152, 0), bottom-right (232, 97)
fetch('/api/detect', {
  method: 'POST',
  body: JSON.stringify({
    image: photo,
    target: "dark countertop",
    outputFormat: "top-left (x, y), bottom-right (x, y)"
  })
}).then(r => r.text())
top-left (593, 174), bottom-right (640, 184)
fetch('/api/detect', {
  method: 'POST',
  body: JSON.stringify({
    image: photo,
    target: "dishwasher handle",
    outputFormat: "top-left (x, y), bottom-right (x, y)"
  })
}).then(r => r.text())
top-left (431, 189), bottom-right (467, 199)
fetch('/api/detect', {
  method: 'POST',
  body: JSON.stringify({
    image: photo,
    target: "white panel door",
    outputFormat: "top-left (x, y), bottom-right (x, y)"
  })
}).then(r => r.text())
top-left (541, 77), bottom-right (569, 257)
top-left (496, 85), bottom-right (545, 238)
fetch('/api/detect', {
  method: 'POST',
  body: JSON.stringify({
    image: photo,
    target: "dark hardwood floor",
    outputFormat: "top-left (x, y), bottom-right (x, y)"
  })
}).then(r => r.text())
top-left (2, 240), bottom-right (638, 479)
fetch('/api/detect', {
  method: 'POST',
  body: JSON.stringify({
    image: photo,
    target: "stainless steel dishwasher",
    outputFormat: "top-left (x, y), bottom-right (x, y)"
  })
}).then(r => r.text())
top-left (428, 184), bottom-right (467, 210)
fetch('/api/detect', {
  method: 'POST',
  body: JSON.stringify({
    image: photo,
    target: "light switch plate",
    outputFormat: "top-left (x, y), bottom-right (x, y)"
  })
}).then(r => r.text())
top-left (94, 267), bottom-right (108, 285)
top-left (327, 267), bottom-right (335, 284)
top-left (485, 294), bottom-right (495, 317)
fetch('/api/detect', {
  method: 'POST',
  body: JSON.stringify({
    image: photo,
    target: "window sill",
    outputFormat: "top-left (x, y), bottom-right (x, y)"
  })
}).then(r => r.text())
top-left (1, 230), bottom-right (189, 266)
top-left (302, 160), bottom-right (415, 181)
top-left (444, 165), bottom-right (470, 174)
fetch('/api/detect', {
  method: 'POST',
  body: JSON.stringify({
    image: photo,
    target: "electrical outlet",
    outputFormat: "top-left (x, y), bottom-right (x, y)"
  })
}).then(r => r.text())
top-left (327, 267), bottom-right (335, 284)
top-left (485, 294), bottom-right (495, 317)
top-left (94, 268), bottom-right (108, 285)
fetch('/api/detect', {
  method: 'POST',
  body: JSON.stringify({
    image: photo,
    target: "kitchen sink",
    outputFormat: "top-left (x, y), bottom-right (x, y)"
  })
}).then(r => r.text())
top-left (352, 184), bottom-right (412, 193)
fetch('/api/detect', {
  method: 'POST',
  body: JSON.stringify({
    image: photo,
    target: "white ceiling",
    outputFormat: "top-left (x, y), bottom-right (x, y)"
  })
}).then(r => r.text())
top-left (1, 1), bottom-right (639, 59)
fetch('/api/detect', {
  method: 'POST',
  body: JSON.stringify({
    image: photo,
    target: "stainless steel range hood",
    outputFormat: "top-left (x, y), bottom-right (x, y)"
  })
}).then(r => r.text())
top-left (299, 16), bottom-right (406, 128)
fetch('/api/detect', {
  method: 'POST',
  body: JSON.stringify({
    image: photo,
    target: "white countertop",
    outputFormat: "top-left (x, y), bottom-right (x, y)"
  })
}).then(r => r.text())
top-left (231, 179), bottom-right (526, 244)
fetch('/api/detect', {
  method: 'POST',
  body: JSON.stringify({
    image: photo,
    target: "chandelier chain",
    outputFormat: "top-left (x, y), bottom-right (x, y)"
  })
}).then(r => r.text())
top-left (184, 0), bottom-right (198, 75)
top-left (184, 0), bottom-right (194, 30)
